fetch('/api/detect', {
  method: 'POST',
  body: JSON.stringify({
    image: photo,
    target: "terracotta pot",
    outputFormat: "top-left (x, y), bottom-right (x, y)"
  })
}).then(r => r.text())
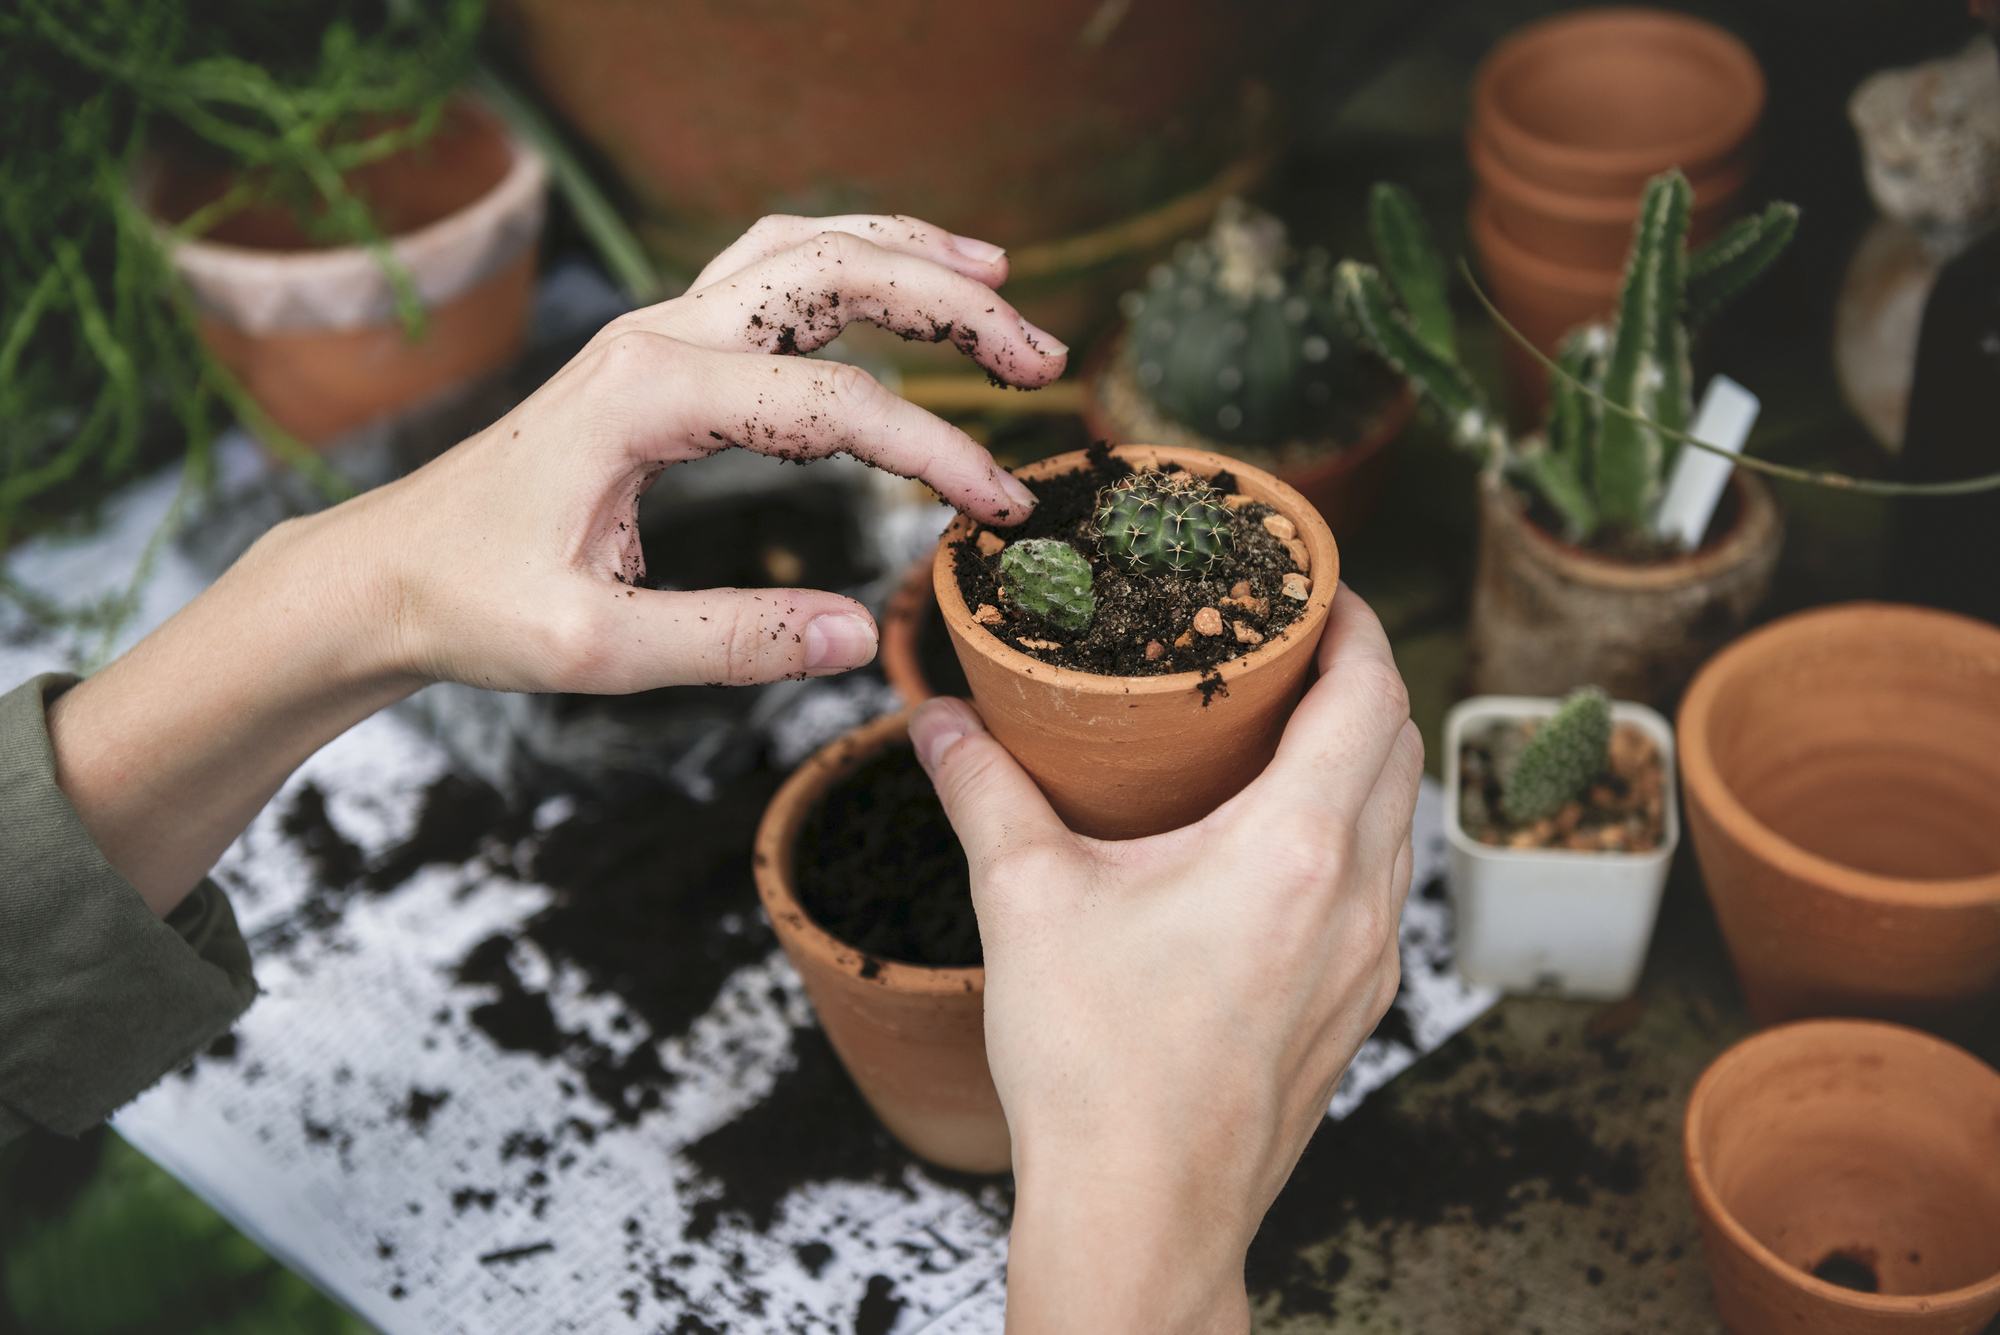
top-left (1468, 470), bottom-right (1781, 707)
top-left (1468, 194), bottom-right (1622, 421)
top-left (1678, 604), bottom-right (2000, 1030)
top-left (880, 556), bottom-right (969, 708)
top-left (147, 99), bottom-right (546, 446)
top-left (935, 445), bottom-right (1339, 840)
top-left (1473, 8), bottom-right (1765, 200)
top-left (1684, 1019), bottom-right (2000, 1334)
top-left (752, 710), bottom-right (1007, 1174)
top-left (1080, 333), bottom-right (1415, 537)
top-left (1470, 125), bottom-right (1748, 270)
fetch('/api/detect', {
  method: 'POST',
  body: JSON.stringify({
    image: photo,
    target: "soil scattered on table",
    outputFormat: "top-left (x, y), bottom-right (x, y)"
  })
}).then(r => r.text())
top-left (951, 443), bottom-right (1310, 676)
top-left (1457, 720), bottom-right (1667, 853)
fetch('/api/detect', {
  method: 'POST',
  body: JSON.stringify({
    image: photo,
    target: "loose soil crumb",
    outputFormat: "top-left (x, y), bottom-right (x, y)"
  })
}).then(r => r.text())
top-left (793, 744), bottom-right (978, 968)
top-left (951, 443), bottom-right (1308, 676)
top-left (1458, 720), bottom-right (1666, 853)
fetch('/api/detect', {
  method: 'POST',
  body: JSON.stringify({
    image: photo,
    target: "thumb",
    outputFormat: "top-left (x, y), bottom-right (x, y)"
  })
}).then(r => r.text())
top-left (560, 585), bottom-right (880, 692)
top-left (910, 697), bottom-right (1070, 891)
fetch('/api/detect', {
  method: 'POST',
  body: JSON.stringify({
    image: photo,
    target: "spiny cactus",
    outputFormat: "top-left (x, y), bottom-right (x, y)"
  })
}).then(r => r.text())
top-left (1334, 176), bottom-right (1799, 544)
top-left (998, 538), bottom-right (1095, 633)
top-left (1119, 199), bottom-right (1381, 445)
top-left (1501, 687), bottom-right (1613, 825)
top-left (1092, 470), bottom-right (1232, 575)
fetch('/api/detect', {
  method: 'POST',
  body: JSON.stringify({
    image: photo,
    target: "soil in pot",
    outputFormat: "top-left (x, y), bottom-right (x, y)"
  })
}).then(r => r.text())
top-left (793, 745), bottom-right (977, 969)
top-left (1458, 718), bottom-right (1666, 853)
top-left (951, 443), bottom-right (1310, 677)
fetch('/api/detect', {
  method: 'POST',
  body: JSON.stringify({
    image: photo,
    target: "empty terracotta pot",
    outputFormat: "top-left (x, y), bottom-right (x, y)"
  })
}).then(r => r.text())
top-left (1678, 603), bottom-right (2000, 1030)
top-left (148, 99), bottom-right (546, 446)
top-left (1468, 470), bottom-right (1781, 707)
top-left (879, 556), bottom-right (968, 708)
top-left (935, 445), bottom-right (1339, 840)
top-left (1467, 194), bottom-right (1622, 420)
top-left (1473, 7), bottom-right (1765, 200)
top-left (1684, 1019), bottom-right (2000, 1334)
top-left (753, 710), bottom-right (1007, 1174)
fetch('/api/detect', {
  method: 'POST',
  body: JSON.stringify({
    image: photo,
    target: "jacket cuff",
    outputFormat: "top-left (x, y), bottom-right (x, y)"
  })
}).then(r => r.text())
top-left (0, 674), bottom-right (257, 1136)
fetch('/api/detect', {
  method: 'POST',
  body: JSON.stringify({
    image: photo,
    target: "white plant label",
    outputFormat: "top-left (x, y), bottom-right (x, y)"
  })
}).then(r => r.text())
top-left (1653, 375), bottom-right (1761, 548)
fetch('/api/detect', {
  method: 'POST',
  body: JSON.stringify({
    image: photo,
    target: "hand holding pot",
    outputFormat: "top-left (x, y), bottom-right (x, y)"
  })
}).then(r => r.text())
top-left (910, 589), bottom-right (1421, 1334)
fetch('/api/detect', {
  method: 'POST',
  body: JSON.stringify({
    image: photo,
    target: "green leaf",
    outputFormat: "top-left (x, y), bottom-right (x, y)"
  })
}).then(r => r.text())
top-left (1333, 260), bottom-right (1500, 461)
top-left (1685, 201), bottom-right (1799, 329)
top-left (1367, 183), bottom-right (1455, 361)
top-left (1593, 171), bottom-right (1690, 531)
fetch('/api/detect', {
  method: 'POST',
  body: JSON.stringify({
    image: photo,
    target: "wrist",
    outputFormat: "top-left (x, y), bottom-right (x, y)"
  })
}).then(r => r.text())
top-left (240, 494), bottom-right (424, 694)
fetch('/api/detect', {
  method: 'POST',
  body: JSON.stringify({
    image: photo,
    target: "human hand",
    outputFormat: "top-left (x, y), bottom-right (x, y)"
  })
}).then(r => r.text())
top-left (279, 211), bottom-right (1066, 695)
top-left (909, 589), bottom-right (1422, 1334)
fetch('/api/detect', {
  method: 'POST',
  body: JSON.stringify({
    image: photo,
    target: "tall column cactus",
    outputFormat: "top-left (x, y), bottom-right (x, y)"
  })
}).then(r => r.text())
top-left (1334, 175), bottom-right (1798, 544)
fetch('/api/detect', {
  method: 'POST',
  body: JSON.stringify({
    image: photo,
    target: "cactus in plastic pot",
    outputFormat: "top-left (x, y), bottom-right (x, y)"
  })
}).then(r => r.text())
top-left (1500, 687), bottom-right (1612, 823)
top-left (997, 538), bottom-right (1096, 633)
top-left (1091, 469), bottom-right (1232, 575)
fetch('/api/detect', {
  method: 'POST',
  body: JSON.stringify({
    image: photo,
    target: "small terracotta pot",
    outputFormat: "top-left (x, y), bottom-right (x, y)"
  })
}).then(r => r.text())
top-left (1080, 333), bottom-right (1416, 537)
top-left (1678, 604), bottom-right (2000, 1030)
top-left (1473, 8), bottom-right (1765, 200)
top-left (1468, 195), bottom-right (1622, 420)
top-left (148, 99), bottom-right (547, 446)
top-left (1684, 1019), bottom-right (2000, 1334)
top-left (752, 710), bottom-right (1007, 1174)
top-left (1470, 126), bottom-right (1748, 270)
top-left (935, 445), bottom-right (1339, 840)
top-left (1468, 470), bottom-right (1781, 707)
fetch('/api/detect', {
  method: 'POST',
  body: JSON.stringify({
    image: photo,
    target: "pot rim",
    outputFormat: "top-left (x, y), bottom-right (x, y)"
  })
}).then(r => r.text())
top-left (1484, 470), bottom-right (1777, 590)
top-left (1473, 8), bottom-right (1765, 182)
top-left (1682, 1017), bottom-right (2000, 1313)
top-left (1443, 694), bottom-right (1680, 869)
top-left (1468, 126), bottom-right (1752, 225)
top-left (932, 445), bottom-right (1340, 698)
top-left (752, 709), bottom-right (984, 996)
top-left (1470, 194), bottom-right (1624, 299)
top-left (1677, 602), bottom-right (2000, 906)
top-left (879, 557), bottom-right (940, 707)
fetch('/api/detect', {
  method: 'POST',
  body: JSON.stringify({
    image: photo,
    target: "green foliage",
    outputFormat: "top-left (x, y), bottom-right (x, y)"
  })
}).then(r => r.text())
top-left (1335, 172), bottom-right (1797, 546)
top-left (1501, 687), bottom-right (1613, 825)
top-left (999, 538), bottom-right (1096, 633)
top-left (1119, 199), bottom-right (1386, 446)
top-left (1092, 469), bottom-right (1232, 576)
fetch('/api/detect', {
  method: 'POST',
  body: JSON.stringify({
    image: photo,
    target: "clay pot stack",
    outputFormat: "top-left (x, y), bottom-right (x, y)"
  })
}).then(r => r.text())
top-left (1468, 8), bottom-right (1765, 414)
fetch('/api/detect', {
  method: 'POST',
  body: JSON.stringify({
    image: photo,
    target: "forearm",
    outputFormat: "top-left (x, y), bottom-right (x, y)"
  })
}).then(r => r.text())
top-left (46, 504), bottom-right (415, 916)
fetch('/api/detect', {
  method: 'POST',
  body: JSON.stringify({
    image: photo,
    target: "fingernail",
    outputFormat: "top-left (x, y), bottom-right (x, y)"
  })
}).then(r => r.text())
top-left (996, 469), bottom-right (1039, 519)
top-left (948, 233), bottom-right (1006, 264)
top-left (910, 698), bottom-right (978, 771)
top-left (1019, 319), bottom-right (1069, 358)
top-left (804, 613), bottom-right (877, 672)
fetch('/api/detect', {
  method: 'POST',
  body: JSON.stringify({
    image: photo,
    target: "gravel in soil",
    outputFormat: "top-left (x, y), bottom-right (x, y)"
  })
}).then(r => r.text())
top-left (1458, 720), bottom-right (1667, 853)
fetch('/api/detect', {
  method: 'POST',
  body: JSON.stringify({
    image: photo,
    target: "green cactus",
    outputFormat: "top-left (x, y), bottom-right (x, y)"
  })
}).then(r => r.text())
top-left (1092, 469), bottom-right (1233, 575)
top-left (998, 538), bottom-right (1095, 633)
top-left (1501, 687), bottom-right (1613, 825)
top-left (1119, 199), bottom-right (1383, 445)
top-left (1334, 175), bottom-right (1797, 545)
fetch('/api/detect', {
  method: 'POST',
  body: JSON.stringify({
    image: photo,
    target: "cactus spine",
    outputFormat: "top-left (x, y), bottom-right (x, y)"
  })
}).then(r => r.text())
top-left (1092, 470), bottom-right (1232, 575)
top-left (1501, 687), bottom-right (1613, 824)
top-left (998, 538), bottom-right (1096, 633)
top-left (1335, 175), bottom-right (1798, 544)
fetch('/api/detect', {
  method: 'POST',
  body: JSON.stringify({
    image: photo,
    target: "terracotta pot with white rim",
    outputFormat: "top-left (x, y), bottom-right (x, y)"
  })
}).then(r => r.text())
top-left (1443, 695), bottom-right (1679, 1001)
top-left (1677, 603), bottom-right (2000, 1031)
top-left (752, 710), bottom-right (1006, 1174)
top-left (934, 444), bottom-right (1339, 841)
top-left (1684, 1019), bottom-right (2000, 1334)
top-left (145, 98), bottom-right (547, 446)
top-left (1467, 470), bottom-right (1781, 708)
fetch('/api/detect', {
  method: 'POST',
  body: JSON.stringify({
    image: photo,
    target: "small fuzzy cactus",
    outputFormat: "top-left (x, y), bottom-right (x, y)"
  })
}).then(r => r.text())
top-left (1092, 469), bottom-right (1232, 575)
top-left (1501, 688), bottom-right (1614, 824)
top-left (1119, 199), bottom-right (1381, 444)
top-left (998, 538), bottom-right (1095, 633)
top-left (1335, 176), bottom-right (1799, 544)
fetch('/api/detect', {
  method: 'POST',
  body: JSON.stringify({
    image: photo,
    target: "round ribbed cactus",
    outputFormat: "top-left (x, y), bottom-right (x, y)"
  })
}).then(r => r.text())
top-left (1092, 470), bottom-right (1232, 576)
top-left (1119, 198), bottom-right (1375, 444)
top-left (1501, 687), bottom-right (1613, 824)
top-left (998, 538), bottom-right (1095, 633)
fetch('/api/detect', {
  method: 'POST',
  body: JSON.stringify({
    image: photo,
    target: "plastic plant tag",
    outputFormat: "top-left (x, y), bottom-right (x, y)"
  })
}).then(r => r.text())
top-left (1653, 375), bottom-right (1761, 547)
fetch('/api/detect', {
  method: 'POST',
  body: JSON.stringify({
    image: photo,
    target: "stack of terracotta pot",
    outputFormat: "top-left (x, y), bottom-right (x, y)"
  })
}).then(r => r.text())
top-left (1468, 8), bottom-right (1765, 415)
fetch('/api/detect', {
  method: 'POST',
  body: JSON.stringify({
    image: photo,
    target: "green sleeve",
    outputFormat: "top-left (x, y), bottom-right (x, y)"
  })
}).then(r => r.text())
top-left (0, 674), bottom-right (257, 1143)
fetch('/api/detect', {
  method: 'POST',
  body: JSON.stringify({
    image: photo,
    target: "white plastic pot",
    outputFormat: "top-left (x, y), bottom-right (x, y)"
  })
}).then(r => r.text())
top-left (1443, 695), bottom-right (1680, 1001)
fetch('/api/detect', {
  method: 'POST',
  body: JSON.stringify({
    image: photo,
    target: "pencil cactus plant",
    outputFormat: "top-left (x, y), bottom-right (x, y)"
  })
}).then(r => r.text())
top-left (1118, 199), bottom-right (1383, 445)
top-left (1093, 470), bottom-right (1232, 575)
top-left (1501, 687), bottom-right (1613, 824)
top-left (1335, 173), bottom-right (1799, 544)
top-left (998, 538), bottom-right (1096, 633)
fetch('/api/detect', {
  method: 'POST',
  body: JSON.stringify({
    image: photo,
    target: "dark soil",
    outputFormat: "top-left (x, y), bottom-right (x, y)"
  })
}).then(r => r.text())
top-left (951, 442), bottom-right (1310, 676)
top-left (1811, 1249), bottom-right (1879, 1293)
top-left (792, 744), bottom-right (978, 968)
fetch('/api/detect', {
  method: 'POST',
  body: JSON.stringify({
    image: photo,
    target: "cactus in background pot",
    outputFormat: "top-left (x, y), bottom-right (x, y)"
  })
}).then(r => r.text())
top-left (1500, 687), bottom-right (1613, 823)
top-left (1336, 173), bottom-right (1798, 545)
top-left (1092, 469), bottom-right (1233, 575)
top-left (998, 538), bottom-right (1096, 633)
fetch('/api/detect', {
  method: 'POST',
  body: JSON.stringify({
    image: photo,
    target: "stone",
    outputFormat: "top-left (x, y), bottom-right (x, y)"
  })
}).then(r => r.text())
top-left (973, 603), bottom-right (1003, 626)
top-left (1282, 572), bottom-right (1311, 601)
top-left (1192, 607), bottom-right (1224, 637)
top-left (1232, 620), bottom-right (1264, 645)
top-left (1144, 639), bottom-right (1166, 661)
top-left (976, 531), bottom-right (1006, 558)
top-left (1261, 514), bottom-right (1298, 541)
